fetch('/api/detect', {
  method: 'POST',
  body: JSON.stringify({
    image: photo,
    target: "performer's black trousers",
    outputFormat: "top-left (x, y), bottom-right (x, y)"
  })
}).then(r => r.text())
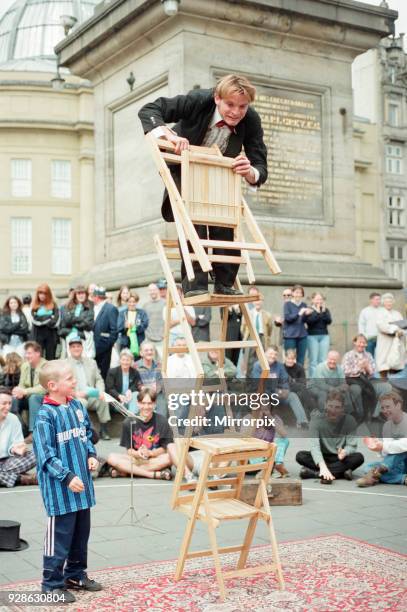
top-left (296, 451), bottom-right (364, 478)
top-left (181, 225), bottom-right (240, 293)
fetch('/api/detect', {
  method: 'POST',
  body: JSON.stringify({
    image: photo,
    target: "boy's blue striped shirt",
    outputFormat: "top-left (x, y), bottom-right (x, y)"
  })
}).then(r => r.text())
top-left (33, 397), bottom-right (96, 517)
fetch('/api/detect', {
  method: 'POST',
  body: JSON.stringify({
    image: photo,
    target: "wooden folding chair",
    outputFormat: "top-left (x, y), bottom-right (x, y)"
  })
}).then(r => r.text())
top-left (148, 135), bottom-right (281, 379)
top-left (171, 436), bottom-right (285, 601)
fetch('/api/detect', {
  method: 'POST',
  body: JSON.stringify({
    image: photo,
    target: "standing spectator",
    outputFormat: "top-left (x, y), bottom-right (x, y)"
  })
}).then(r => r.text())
top-left (58, 286), bottom-right (94, 358)
top-left (274, 288), bottom-right (293, 347)
top-left (157, 278), bottom-right (167, 301)
top-left (296, 389), bottom-right (364, 483)
top-left (223, 305), bottom-right (242, 365)
top-left (202, 349), bottom-right (237, 381)
top-left (117, 292), bottom-right (149, 360)
top-left (376, 293), bottom-right (405, 377)
top-left (0, 388), bottom-right (37, 487)
top-left (67, 337), bottom-right (111, 440)
top-left (358, 292), bottom-right (381, 357)
top-left (166, 337), bottom-right (196, 378)
top-left (0, 296), bottom-right (29, 357)
top-left (252, 346), bottom-right (308, 428)
top-left (142, 284), bottom-right (165, 356)
top-left (192, 307), bottom-right (211, 342)
top-left (304, 292), bottom-right (332, 377)
top-left (93, 287), bottom-right (118, 381)
top-left (117, 285), bottom-right (130, 312)
top-left (21, 294), bottom-right (33, 332)
top-left (241, 293), bottom-right (273, 377)
top-left (88, 283), bottom-right (97, 303)
top-left (11, 341), bottom-right (46, 440)
top-left (106, 349), bottom-right (142, 414)
top-left (283, 285), bottom-right (312, 366)
top-left (31, 284), bottom-right (59, 360)
top-left (357, 391), bottom-right (407, 487)
top-left (165, 285), bottom-right (195, 346)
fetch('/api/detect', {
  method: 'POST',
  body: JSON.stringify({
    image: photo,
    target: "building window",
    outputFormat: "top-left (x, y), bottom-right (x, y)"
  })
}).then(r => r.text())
top-left (11, 217), bottom-right (32, 274)
top-left (11, 159), bottom-right (32, 197)
top-left (51, 160), bottom-right (72, 199)
top-left (387, 195), bottom-right (405, 227)
top-left (388, 103), bottom-right (399, 127)
top-left (52, 219), bottom-right (72, 275)
top-left (387, 242), bottom-right (406, 283)
top-left (385, 144), bottom-right (403, 175)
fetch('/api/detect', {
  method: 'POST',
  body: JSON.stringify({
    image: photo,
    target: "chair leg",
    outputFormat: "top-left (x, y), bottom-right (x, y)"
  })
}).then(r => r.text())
top-left (236, 515), bottom-right (258, 570)
top-left (207, 520), bottom-right (226, 601)
top-left (267, 517), bottom-right (285, 589)
top-left (174, 515), bottom-right (197, 581)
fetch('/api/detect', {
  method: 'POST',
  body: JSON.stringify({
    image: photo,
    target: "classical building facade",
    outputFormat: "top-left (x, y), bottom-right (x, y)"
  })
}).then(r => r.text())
top-left (0, 0), bottom-right (98, 300)
top-left (353, 34), bottom-right (407, 287)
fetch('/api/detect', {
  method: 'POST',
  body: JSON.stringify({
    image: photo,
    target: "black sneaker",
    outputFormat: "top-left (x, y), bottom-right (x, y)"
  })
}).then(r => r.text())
top-left (299, 467), bottom-right (319, 479)
top-left (343, 469), bottom-right (353, 481)
top-left (213, 283), bottom-right (243, 296)
top-left (65, 574), bottom-right (102, 591)
top-left (42, 588), bottom-right (76, 604)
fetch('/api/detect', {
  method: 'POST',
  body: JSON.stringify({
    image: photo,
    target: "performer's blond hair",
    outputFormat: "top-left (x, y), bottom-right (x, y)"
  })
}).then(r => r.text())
top-left (215, 74), bottom-right (256, 102)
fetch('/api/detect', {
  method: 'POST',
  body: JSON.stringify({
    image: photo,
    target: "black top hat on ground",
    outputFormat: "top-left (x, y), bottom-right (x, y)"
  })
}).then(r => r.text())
top-left (0, 520), bottom-right (29, 551)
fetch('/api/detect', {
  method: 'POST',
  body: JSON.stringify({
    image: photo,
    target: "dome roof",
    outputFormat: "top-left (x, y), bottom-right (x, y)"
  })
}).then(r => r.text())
top-left (0, 0), bottom-right (101, 68)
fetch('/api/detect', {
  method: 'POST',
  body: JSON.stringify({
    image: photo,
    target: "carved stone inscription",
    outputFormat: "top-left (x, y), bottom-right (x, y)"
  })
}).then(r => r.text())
top-left (245, 87), bottom-right (323, 218)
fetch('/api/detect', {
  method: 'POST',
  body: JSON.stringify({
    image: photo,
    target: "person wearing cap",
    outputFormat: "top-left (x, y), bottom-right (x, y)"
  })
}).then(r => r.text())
top-left (156, 279), bottom-right (167, 300)
top-left (67, 337), bottom-right (111, 440)
top-left (92, 287), bottom-right (118, 381)
top-left (138, 74), bottom-right (267, 299)
top-left (0, 387), bottom-right (37, 487)
top-left (58, 286), bottom-right (94, 358)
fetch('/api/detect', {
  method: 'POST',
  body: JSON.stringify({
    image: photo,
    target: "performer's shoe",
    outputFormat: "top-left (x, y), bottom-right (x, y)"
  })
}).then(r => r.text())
top-left (183, 289), bottom-right (209, 299)
top-left (65, 574), bottom-right (102, 591)
top-left (213, 283), bottom-right (243, 296)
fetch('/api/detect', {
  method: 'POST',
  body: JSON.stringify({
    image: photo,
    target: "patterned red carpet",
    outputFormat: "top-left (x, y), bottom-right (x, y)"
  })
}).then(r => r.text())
top-left (2, 535), bottom-right (406, 611)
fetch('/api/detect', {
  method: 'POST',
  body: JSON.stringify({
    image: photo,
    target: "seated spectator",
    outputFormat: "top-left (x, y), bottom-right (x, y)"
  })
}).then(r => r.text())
top-left (342, 334), bottom-right (391, 420)
top-left (376, 293), bottom-right (405, 378)
top-left (252, 346), bottom-right (308, 429)
top-left (356, 391), bottom-right (407, 487)
top-left (67, 336), bottom-right (111, 440)
top-left (311, 350), bottom-right (363, 420)
top-left (283, 349), bottom-right (315, 417)
top-left (0, 296), bottom-right (29, 357)
top-left (11, 341), bottom-right (46, 441)
top-left (0, 352), bottom-right (22, 392)
top-left (107, 388), bottom-right (173, 480)
top-left (296, 389), bottom-right (364, 483)
top-left (58, 285), bottom-right (94, 358)
top-left (166, 337), bottom-right (196, 378)
top-left (106, 349), bottom-right (142, 414)
top-left (283, 285), bottom-right (312, 366)
top-left (241, 293), bottom-right (273, 376)
top-left (248, 407), bottom-right (290, 478)
top-left (31, 284), bottom-right (59, 360)
top-left (304, 292), bottom-right (332, 377)
top-left (134, 341), bottom-right (166, 417)
top-left (0, 388), bottom-right (37, 487)
top-left (202, 349), bottom-right (237, 381)
top-left (165, 285), bottom-right (195, 346)
top-left (117, 292), bottom-right (149, 360)
top-left (358, 292), bottom-right (381, 357)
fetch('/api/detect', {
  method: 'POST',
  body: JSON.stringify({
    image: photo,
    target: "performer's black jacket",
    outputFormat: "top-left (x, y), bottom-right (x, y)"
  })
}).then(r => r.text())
top-left (138, 87), bottom-right (268, 221)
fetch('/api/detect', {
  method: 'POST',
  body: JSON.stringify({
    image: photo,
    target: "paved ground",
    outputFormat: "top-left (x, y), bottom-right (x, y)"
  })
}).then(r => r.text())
top-left (0, 435), bottom-right (406, 585)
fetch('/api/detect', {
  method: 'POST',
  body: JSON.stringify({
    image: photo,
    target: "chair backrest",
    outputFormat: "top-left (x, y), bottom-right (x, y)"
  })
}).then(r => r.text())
top-left (181, 149), bottom-right (241, 228)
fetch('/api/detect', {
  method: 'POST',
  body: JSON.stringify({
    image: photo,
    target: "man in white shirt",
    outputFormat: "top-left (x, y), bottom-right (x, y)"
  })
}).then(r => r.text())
top-left (358, 292), bottom-right (382, 357)
top-left (357, 390), bottom-right (407, 487)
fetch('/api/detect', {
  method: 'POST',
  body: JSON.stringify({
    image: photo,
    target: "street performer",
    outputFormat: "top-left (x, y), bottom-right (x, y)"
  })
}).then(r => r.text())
top-left (138, 74), bottom-right (267, 299)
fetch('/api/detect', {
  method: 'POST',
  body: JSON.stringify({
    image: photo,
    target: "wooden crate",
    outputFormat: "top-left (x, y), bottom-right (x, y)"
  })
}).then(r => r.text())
top-left (240, 478), bottom-right (302, 506)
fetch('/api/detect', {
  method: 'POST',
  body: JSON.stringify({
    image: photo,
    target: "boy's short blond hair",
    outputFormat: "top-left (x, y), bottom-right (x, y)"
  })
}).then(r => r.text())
top-left (39, 360), bottom-right (72, 390)
top-left (215, 74), bottom-right (256, 103)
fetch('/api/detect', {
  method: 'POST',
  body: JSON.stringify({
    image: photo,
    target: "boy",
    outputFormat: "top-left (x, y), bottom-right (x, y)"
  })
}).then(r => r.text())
top-left (139, 74), bottom-right (267, 298)
top-left (33, 360), bottom-right (102, 603)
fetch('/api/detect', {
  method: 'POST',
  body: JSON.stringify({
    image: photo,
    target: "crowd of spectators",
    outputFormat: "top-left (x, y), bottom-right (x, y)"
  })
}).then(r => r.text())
top-left (0, 283), bottom-right (406, 490)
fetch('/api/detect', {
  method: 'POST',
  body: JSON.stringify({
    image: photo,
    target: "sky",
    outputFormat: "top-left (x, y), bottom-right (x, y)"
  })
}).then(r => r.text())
top-left (0, 0), bottom-right (405, 41)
